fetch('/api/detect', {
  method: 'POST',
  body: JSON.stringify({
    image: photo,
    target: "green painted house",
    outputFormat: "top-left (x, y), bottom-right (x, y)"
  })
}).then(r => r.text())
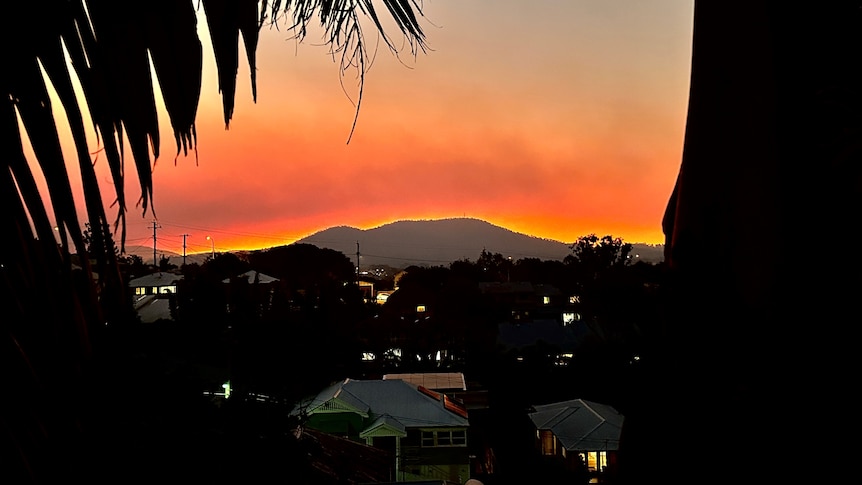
top-left (292, 378), bottom-right (471, 483)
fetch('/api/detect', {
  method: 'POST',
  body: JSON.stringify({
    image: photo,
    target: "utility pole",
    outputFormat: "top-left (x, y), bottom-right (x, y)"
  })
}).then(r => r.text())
top-left (151, 220), bottom-right (161, 267)
top-left (182, 234), bottom-right (190, 266)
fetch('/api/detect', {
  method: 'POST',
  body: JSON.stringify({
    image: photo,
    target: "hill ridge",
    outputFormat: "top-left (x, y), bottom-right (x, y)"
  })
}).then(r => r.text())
top-left (297, 218), bottom-right (663, 268)
top-left (121, 218), bottom-right (664, 268)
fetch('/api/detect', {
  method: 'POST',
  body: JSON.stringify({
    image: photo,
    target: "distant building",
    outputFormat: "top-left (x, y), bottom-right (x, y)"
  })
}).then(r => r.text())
top-left (359, 280), bottom-right (375, 303)
top-left (129, 271), bottom-right (183, 296)
top-left (128, 271), bottom-right (183, 323)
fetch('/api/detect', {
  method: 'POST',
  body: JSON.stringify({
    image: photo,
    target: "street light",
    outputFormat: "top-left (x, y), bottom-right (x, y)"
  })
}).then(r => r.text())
top-left (206, 235), bottom-right (215, 258)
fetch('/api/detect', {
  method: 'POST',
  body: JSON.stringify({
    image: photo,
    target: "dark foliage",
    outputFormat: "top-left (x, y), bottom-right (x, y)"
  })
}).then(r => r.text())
top-left (3, 1), bottom-right (427, 482)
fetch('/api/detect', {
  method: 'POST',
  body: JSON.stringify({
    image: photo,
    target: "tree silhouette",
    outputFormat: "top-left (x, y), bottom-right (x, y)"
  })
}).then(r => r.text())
top-left (631, 4), bottom-right (861, 485)
top-left (5, 2), bottom-right (859, 484)
top-left (2, 2), bottom-right (426, 482)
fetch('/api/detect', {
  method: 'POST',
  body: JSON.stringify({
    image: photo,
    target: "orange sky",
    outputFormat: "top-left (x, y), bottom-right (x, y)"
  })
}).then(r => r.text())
top-left (37, 1), bottom-right (694, 257)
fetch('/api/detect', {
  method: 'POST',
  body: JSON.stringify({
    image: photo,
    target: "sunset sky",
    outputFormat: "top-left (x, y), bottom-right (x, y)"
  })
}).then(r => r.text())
top-left (41, 1), bottom-right (694, 257)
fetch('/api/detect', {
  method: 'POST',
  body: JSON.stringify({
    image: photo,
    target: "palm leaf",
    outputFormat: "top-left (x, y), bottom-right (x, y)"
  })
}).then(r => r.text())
top-left (2, 0), bottom-right (427, 480)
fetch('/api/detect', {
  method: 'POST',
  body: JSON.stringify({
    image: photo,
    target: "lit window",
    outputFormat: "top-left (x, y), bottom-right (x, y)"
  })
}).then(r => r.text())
top-left (543, 296), bottom-right (550, 305)
top-left (587, 451), bottom-right (608, 471)
top-left (539, 430), bottom-right (555, 455)
top-left (563, 312), bottom-right (582, 323)
top-left (569, 295), bottom-right (581, 304)
top-left (416, 305), bottom-right (426, 313)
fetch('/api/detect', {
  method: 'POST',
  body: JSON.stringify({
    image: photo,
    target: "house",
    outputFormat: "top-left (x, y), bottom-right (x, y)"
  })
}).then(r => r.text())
top-left (128, 271), bottom-right (183, 323)
top-left (528, 398), bottom-right (623, 480)
top-left (129, 271), bottom-right (183, 296)
top-left (478, 281), bottom-right (573, 324)
top-left (292, 378), bottom-right (471, 483)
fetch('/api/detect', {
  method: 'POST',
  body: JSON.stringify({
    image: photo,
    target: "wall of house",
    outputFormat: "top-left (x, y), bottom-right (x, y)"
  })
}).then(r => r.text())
top-left (400, 429), bottom-right (470, 483)
top-left (305, 413), bottom-right (365, 439)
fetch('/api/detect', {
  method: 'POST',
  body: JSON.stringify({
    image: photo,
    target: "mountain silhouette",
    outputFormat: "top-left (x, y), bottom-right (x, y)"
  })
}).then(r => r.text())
top-left (297, 218), bottom-right (664, 268)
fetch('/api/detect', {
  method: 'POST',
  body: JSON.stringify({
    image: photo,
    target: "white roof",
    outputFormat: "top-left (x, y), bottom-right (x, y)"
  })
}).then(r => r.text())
top-left (128, 272), bottom-right (183, 287)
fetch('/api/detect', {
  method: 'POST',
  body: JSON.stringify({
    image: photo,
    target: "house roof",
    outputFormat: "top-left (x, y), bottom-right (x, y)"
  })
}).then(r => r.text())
top-left (360, 415), bottom-right (407, 438)
top-left (382, 372), bottom-right (467, 391)
top-left (293, 378), bottom-right (469, 430)
top-left (222, 270), bottom-right (279, 284)
top-left (528, 399), bottom-right (624, 451)
top-left (128, 272), bottom-right (183, 287)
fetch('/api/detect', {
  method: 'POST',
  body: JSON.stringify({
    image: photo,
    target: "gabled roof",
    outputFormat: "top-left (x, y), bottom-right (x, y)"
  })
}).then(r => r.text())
top-left (360, 415), bottom-right (407, 438)
top-left (293, 378), bottom-right (469, 430)
top-left (128, 272), bottom-right (183, 287)
top-left (529, 399), bottom-right (623, 451)
top-left (297, 379), bottom-right (371, 417)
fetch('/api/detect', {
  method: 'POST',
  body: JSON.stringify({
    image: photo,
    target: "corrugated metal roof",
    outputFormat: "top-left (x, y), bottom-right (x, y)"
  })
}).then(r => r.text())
top-left (295, 378), bottom-right (469, 429)
top-left (529, 399), bottom-right (623, 451)
top-left (298, 379), bottom-right (371, 416)
top-left (383, 372), bottom-right (467, 391)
